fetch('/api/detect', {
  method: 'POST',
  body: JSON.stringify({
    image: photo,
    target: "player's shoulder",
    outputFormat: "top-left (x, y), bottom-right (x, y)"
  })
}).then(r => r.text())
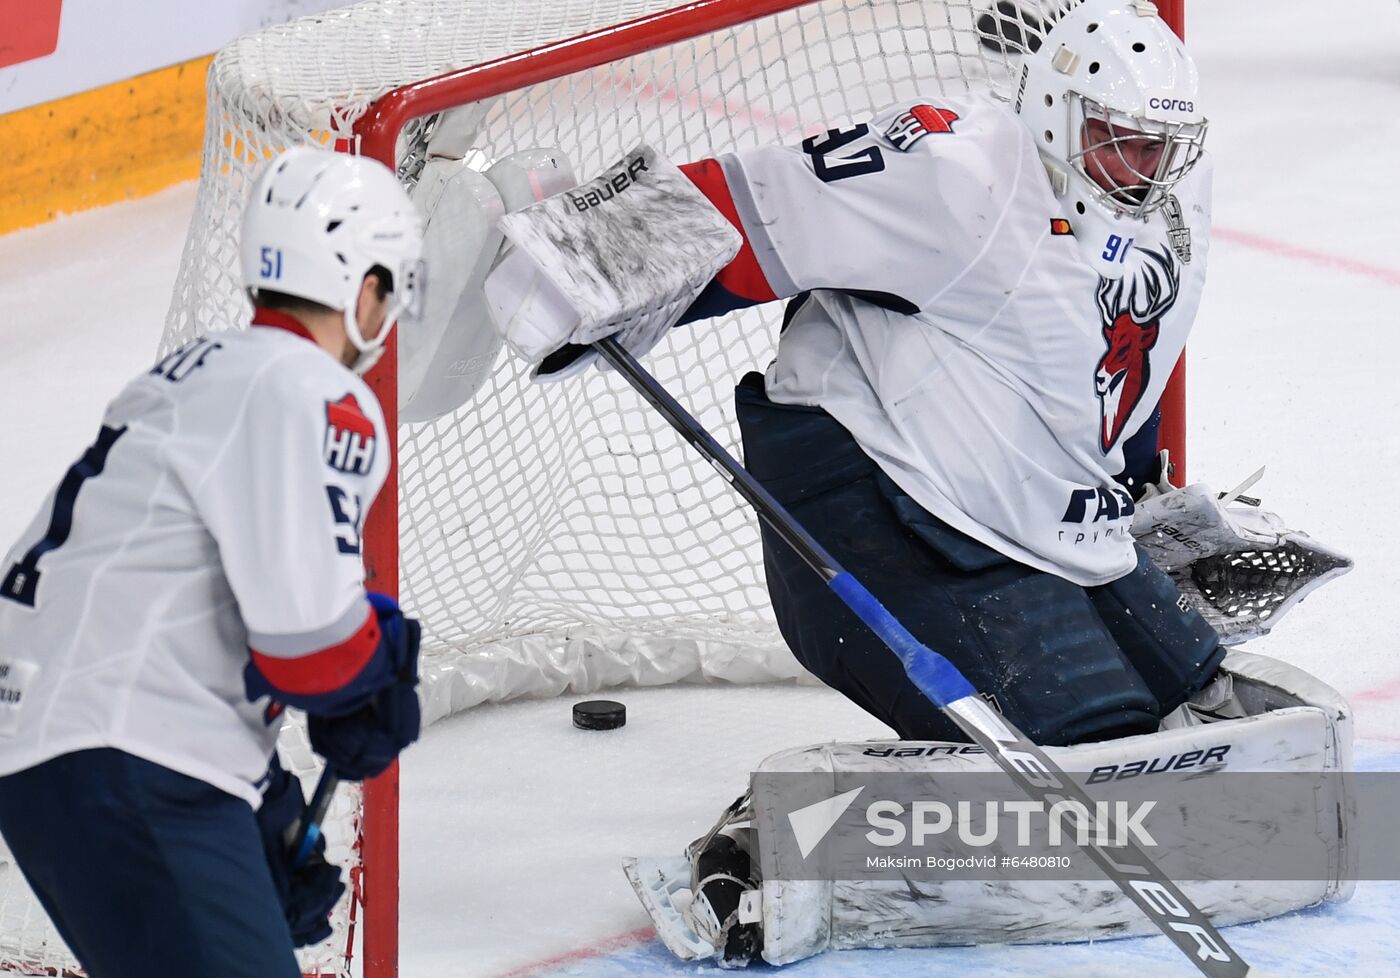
top-left (866, 95), bottom-right (1032, 216)
top-left (228, 328), bottom-right (386, 433)
top-left (871, 94), bottom-right (1026, 156)
top-left (275, 343), bottom-right (381, 422)
top-left (869, 94), bottom-right (1032, 197)
top-left (240, 327), bottom-right (350, 389)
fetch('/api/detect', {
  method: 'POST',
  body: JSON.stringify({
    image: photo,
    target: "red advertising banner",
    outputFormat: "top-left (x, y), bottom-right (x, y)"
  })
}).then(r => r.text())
top-left (0, 0), bottom-right (63, 69)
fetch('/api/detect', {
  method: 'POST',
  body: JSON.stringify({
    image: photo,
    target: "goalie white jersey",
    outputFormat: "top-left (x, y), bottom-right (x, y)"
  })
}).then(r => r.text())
top-left (690, 96), bottom-right (1213, 585)
top-left (0, 312), bottom-right (389, 805)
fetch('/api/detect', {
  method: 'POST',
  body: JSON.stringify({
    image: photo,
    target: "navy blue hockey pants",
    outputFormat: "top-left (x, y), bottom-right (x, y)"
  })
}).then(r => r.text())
top-left (0, 748), bottom-right (300, 978)
top-left (735, 373), bottom-right (1224, 746)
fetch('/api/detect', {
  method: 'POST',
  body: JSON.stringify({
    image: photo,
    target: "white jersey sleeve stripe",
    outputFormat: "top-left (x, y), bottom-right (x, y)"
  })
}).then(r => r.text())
top-left (246, 597), bottom-right (370, 658)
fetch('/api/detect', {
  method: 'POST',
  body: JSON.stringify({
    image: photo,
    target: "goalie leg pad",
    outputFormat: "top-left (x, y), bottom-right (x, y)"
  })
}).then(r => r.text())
top-left (627, 650), bottom-right (1354, 967)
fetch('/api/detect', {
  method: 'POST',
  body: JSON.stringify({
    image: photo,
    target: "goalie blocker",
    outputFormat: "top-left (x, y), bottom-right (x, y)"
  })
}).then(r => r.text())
top-left (625, 649), bottom-right (1355, 966)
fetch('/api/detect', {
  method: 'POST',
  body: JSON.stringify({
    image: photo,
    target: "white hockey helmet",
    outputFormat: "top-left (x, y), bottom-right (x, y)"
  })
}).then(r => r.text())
top-left (1014, 0), bottom-right (1207, 218)
top-left (241, 147), bottom-right (425, 374)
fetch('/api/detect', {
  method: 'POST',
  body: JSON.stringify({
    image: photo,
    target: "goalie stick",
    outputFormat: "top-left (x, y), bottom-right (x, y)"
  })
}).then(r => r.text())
top-left (590, 335), bottom-right (1272, 978)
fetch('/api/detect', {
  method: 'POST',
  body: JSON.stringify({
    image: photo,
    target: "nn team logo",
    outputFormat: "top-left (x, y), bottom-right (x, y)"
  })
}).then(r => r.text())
top-left (324, 393), bottom-right (376, 475)
top-left (1094, 245), bottom-right (1180, 453)
top-left (884, 104), bottom-right (960, 150)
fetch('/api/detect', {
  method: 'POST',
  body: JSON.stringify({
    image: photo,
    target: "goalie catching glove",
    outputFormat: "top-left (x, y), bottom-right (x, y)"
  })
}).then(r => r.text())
top-left (1130, 462), bottom-right (1352, 644)
top-left (483, 143), bottom-right (741, 380)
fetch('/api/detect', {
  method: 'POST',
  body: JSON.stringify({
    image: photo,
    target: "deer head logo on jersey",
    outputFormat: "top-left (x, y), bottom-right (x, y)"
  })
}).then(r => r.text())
top-left (1095, 246), bottom-right (1180, 453)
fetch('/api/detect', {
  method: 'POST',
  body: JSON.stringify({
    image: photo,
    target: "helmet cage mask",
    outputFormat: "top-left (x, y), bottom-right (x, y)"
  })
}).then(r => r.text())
top-left (1067, 93), bottom-right (1207, 218)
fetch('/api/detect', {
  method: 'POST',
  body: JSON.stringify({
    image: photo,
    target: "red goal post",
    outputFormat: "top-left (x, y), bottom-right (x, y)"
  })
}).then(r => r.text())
top-left (349, 1), bottom-right (1190, 975)
top-left (351, 5), bottom-right (846, 964)
top-left (352, 4), bottom-right (865, 970)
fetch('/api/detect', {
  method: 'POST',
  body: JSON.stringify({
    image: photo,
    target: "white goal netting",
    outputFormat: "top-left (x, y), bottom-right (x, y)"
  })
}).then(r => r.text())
top-left (1, 0), bottom-right (1040, 973)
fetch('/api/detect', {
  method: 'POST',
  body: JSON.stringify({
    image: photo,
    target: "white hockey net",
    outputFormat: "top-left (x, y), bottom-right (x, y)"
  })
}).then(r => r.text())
top-left (1, 0), bottom-right (1040, 974)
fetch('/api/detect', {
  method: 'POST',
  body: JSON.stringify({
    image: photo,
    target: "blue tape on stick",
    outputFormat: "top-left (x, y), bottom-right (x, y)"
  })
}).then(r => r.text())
top-left (828, 572), bottom-right (977, 707)
top-left (293, 823), bottom-right (322, 869)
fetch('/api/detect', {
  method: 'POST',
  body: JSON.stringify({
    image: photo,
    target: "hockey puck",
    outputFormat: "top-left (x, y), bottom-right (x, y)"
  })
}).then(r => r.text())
top-left (572, 699), bottom-right (626, 731)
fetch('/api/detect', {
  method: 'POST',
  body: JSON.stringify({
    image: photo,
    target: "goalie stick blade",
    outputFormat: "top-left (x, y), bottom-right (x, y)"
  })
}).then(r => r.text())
top-left (622, 856), bottom-right (720, 962)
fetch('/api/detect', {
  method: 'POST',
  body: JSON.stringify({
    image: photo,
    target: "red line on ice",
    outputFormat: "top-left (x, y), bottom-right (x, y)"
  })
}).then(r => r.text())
top-left (1352, 677), bottom-right (1400, 705)
top-left (486, 926), bottom-right (655, 978)
top-left (1214, 226), bottom-right (1400, 288)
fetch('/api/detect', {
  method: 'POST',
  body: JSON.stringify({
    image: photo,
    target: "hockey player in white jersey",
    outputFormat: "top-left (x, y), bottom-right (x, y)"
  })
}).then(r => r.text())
top-left (0, 148), bottom-right (425, 977)
top-left (485, 0), bottom-right (1355, 964)
top-left (492, 0), bottom-right (1219, 747)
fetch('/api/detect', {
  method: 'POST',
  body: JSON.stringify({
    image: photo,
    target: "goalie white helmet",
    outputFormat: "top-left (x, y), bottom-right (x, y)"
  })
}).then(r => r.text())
top-left (1015, 0), bottom-right (1208, 218)
top-left (241, 147), bottom-right (425, 374)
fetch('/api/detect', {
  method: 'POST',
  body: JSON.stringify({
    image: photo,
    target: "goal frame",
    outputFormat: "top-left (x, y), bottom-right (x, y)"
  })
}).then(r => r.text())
top-left (347, 1), bottom-right (1188, 973)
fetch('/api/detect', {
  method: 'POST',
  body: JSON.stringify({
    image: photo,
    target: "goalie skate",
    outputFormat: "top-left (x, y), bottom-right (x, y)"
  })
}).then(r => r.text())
top-left (623, 852), bottom-right (762, 967)
top-left (624, 856), bottom-right (739, 962)
top-left (623, 799), bottom-right (762, 967)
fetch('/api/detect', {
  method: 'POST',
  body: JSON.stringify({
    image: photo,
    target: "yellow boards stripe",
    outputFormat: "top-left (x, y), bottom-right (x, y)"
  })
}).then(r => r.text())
top-left (0, 54), bottom-right (212, 235)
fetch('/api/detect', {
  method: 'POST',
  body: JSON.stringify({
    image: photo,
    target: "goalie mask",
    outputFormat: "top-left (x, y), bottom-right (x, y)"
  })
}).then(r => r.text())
top-left (1015, 0), bottom-right (1208, 219)
top-left (241, 147), bottom-right (426, 374)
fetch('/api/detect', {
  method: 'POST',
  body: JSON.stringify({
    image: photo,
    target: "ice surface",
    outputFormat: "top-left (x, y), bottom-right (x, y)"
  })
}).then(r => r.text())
top-left (2, 1), bottom-right (1399, 975)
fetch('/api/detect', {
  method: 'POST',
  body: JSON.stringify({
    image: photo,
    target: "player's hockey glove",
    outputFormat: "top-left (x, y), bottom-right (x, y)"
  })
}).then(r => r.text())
top-left (257, 756), bottom-right (346, 948)
top-left (308, 591), bottom-right (423, 780)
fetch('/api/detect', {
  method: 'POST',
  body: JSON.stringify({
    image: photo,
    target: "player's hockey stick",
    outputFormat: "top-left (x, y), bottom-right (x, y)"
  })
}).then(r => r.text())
top-left (290, 770), bottom-right (339, 869)
top-left (592, 336), bottom-right (1270, 978)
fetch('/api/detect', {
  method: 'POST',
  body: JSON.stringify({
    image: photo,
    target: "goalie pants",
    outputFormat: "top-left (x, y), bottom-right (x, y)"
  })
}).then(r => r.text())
top-left (0, 748), bottom-right (301, 978)
top-left (735, 373), bottom-right (1224, 746)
